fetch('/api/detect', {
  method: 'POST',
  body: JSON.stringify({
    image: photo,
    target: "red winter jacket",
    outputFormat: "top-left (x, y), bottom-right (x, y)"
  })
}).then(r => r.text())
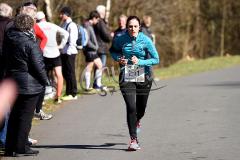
top-left (34, 23), bottom-right (47, 50)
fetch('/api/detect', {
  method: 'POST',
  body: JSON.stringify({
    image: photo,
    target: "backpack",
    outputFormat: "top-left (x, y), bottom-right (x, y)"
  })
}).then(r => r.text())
top-left (65, 22), bottom-right (89, 50)
top-left (76, 25), bottom-right (89, 49)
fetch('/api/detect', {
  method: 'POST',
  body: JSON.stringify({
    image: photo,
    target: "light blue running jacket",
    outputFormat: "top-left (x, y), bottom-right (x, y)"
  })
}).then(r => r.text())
top-left (110, 32), bottom-right (159, 75)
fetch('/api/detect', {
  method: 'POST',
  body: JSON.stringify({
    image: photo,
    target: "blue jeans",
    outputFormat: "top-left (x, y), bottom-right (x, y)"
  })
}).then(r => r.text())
top-left (98, 54), bottom-right (107, 67)
top-left (0, 112), bottom-right (9, 145)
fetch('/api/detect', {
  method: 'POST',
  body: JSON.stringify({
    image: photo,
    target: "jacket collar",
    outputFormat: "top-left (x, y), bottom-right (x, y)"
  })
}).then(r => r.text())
top-left (65, 17), bottom-right (72, 24)
top-left (127, 32), bottom-right (142, 41)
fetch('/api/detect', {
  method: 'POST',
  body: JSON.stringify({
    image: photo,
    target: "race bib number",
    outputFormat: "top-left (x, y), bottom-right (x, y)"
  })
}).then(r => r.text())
top-left (124, 65), bottom-right (145, 82)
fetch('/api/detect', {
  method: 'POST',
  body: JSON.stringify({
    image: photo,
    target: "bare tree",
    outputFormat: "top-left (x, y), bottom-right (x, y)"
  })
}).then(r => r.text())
top-left (43, 0), bottom-right (52, 21)
top-left (1, 0), bottom-right (240, 67)
top-left (220, 0), bottom-right (227, 56)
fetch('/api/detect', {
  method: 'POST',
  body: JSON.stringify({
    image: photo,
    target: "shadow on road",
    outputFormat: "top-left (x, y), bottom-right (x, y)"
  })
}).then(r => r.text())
top-left (193, 81), bottom-right (240, 88)
top-left (32, 143), bottom-right (127, 151)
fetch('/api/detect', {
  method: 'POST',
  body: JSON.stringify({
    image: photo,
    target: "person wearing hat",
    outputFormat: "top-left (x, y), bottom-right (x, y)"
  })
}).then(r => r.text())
top-left (36, 11), bottom-right (69, 104)
top-left (59, 6), bottom-right (78, 101)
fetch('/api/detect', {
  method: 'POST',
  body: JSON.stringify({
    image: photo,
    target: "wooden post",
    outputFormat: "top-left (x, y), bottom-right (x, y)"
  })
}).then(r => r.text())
top-left (105, 0), bottom-right (111, 23)
top-left (44, 0), bottom-right (52, 21)
top-left (220, 0), bottom-right (227, 56)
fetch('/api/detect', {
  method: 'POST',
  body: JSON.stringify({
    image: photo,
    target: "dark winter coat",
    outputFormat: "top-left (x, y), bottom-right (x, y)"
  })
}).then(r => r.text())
top-left (93, 18), bottom-right (111, 54)
top-left (141, 24), bottom-right (153, 41)
top-left (3, 27), bottom-right (48, 95)
top-left (0, 16), bottom-right (12, 55)
top-left (0, 16), bottom-right (12, 80)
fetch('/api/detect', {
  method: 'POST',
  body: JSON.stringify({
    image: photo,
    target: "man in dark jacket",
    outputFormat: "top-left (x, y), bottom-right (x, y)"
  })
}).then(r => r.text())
top-left (0, 2), bottom-right (13, 148)
top-left (141, 15), bottom-right (155, 44)
top-left (113, 14), bottom-right (127, 39)
top-left (0, 3), bottom-right (12, 81)
top-left (93, 5), bottom-right (111, 89)
top-left (3, 14), bottom-right (48, 157)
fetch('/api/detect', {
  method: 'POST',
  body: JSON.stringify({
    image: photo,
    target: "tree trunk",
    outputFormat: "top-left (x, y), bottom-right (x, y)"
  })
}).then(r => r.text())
top-left (44, 0), bottom-right (52, 21)
top-left (220, 0), bottom-right (227, 56)
top-left (54, 0), bottom-right (69, 13)
top-left (105, 0), bottom-right (111, 23)
top-left (195, 0), bottom-right (202, 58)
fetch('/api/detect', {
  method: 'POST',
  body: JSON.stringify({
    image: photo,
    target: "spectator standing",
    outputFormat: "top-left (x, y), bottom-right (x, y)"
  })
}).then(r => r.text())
top-left (113, 14), bottom-right (127, 39)
top-left (141, 15), bottom-right (157, 79)
top-left (36, 11), bottom-right (69, 104)
top-left (16, 1), bottom-right (52, 122)
top-left (111, 14), bottom-right (127, 70)
top-left (141, 15), bottom-right (155, 44)
top-left (0, 2), bottom-right (13, 148)
top-left (0, 3), bottom-right (12, 81)
top-left (3, 14), bottom-right (48, 156)
top-left (82, 11), bottom-right (103, 92)
top-left (59, 6), bottom-right (78, 101)
top-left (93, 5), bottom-right (111, 89)
top-left (20, 2), bottom-right (53, 121)
top-left (20, 2), bottom-right (47, 50)
top-left (109, 16), bottom-right (159, 151)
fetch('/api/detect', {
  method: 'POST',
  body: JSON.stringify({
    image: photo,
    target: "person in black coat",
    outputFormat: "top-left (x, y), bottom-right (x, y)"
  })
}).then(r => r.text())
top-left (113, 14), bottom-right (127, 39)
top-left (94, 5), bottom-right (111, 66)
top-left (0, 3), bottom-right (12, 81)
top-left (3, 14), bottom-right (48, 157)
top-left (141, 15), bottom-right (154, 43)
top-left (93, 5), bottom-right (112, 89)
top-left (0, 3), bottom-right (13, 146)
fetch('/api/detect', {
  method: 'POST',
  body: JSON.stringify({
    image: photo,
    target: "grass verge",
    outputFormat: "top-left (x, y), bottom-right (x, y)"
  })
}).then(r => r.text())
top-left (154, 55), bottom-right (240, 79)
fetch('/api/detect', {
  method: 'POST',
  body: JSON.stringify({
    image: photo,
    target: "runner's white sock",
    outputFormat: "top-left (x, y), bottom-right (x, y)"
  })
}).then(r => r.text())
top-left (85, 71), bottom-right (91, 89)
top-left (95, 69), bottom-right (102, 87)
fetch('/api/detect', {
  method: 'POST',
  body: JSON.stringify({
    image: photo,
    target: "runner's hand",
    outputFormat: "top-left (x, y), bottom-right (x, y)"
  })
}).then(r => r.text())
top-left (118, 56), bottom-right (128, 65)
top-left (131, 56), bottom-right (139, 65)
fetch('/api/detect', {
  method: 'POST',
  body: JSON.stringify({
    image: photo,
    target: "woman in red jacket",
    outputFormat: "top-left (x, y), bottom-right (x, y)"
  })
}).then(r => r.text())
top-left (20, 2), bottom-right (47, 50)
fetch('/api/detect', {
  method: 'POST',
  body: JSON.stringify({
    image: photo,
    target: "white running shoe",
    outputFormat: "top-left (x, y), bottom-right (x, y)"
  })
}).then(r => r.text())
top-left (28, 137), bottom-right (38, 145)
top-left (61, 95), bottom-right (77, 101)
top-left (128, 138), bottom-right (141, 151)
top-left (55, 97), bottom-right (62, 104)
top-left (34, 110), bottom-right (53, 120)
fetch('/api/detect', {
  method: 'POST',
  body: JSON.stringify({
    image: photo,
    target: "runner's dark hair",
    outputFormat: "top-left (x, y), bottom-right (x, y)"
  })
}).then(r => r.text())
top-left (126, 15), bottom-right (141, 27)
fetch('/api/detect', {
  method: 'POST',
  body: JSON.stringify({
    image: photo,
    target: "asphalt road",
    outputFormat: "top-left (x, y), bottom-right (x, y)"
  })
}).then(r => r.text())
top-left (2, 66), bottom-right (240, 160)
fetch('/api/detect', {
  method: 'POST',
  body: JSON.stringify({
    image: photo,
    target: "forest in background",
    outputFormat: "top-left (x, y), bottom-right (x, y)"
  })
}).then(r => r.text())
top-left (1, 0), bottom-right (240, 68)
